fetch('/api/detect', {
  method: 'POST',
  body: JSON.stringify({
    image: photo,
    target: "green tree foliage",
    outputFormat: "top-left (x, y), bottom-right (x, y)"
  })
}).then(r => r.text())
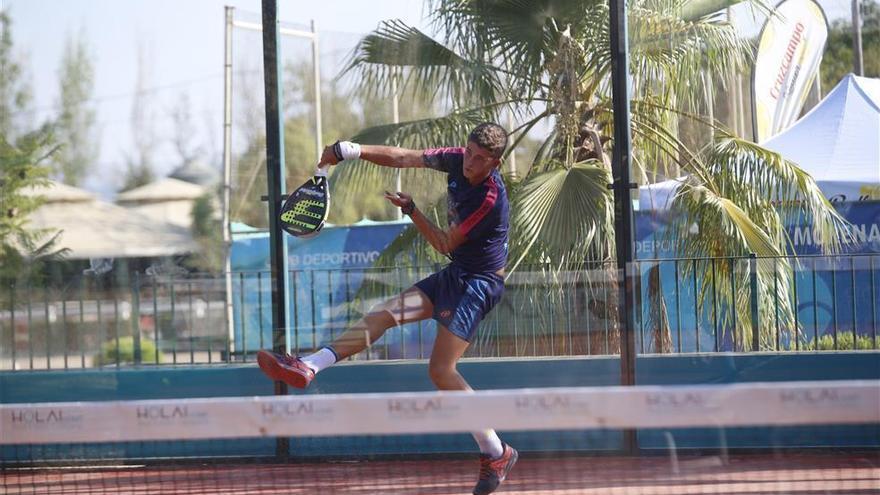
top-left (0, 11), bottom-right (65, 286)
top-left (51, 28), bottom-right (99, 186)
top-left (820, 0), bottom-right (880, 93)
top-left (804, 333), bottom-right (877, 351)
top-left (95, 336), bottom-right (162, 365)
top-left (0, 130), bottom-right (66, 285)
top-left (0, 11), bottom-right (33, 141)
top-left (186, 192), bottom-right (224, 273)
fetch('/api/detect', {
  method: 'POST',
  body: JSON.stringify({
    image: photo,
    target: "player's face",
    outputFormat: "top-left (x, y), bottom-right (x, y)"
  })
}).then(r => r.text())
top-left (463, 141), bottom-right (500, 184)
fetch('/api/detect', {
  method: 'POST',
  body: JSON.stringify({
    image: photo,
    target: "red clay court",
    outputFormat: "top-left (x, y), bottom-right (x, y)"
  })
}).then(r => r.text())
top-left (4, 452), bottom-right (879, 494)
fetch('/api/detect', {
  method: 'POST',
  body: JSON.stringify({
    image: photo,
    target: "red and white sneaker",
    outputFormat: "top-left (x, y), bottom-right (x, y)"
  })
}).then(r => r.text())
top-left (256, 350), bottom-right (315, 389)
top-left (473, 443), bottom-right (518, 495)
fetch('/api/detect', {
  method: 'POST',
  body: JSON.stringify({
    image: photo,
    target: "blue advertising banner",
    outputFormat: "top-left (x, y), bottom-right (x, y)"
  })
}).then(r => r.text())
top-left (633, 201), bottom-right (880, 351)
top-left (635, 201), bottom-right (880, 259)
top-left (230, 220), bottom-right (435, 356)
top-left (231, 202), bottom-right (879, 357)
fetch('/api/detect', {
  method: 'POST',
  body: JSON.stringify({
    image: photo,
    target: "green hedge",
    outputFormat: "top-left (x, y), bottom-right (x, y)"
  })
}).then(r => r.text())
top-left (95, 336), bottom-right (162, 365)
top-left (804, 333), bottom-right (877, 351)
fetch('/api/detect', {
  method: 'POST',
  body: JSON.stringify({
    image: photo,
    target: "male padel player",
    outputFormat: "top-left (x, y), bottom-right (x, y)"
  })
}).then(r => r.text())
top-left (257, 122), bottom-right (516, 495)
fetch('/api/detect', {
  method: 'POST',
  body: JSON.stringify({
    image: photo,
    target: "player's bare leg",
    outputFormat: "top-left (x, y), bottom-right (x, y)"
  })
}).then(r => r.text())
top-left (330, 286), bottom-right (433, 360)
top-left (257, 287), bottom-right (432, 388)
top-left (427, 325), bottom-right (472, 391)
top-left (429, 326), bottom-right (517, 495)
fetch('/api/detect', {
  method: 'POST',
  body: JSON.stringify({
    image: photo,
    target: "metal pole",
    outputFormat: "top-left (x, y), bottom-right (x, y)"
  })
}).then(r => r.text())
top-left (392, 69), bottom-right (402, 219)
top-left (609, 0), bottom-right (638, 454)
top-left (852, 0), bottom-right (864, 76)
top-left (261, 0), bottom-right (290, 459)
top-left (222, 6), bottom-right (236, 355)
top-left (311, 20), bottom-right (323, 161)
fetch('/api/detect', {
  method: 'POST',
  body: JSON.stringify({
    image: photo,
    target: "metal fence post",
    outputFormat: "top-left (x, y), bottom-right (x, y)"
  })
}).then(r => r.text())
top-left (609, 0), bottom-right (638, 454)
top-left (750, 253), bottom-right (759, 351)
top-left (132, 272), bottom-right (142, 364)
top-left (261, 0), bottom-right (290, 461)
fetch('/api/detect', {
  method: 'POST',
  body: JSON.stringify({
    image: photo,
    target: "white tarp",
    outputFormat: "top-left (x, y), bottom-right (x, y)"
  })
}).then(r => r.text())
top-left (761, 73), bottom-right (880, 201)
top-left (640, 74), bottom-right (880, 209)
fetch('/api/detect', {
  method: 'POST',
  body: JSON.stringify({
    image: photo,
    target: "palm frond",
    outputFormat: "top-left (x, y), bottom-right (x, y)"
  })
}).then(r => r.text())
top-left (707, 136), bottom-right (854, 254)
top-left (429, 0), bottom-right (598, 99)
top-left (508, 160), bottom-right (613, 273)
top-left (666, 185), bottom-right (797, 350)
top-left (671, 183), bottom-right (782, 257)
top-left (342, 20), bottom-right (503, 108)
top-left (628, 2), bottom-right (751, 113)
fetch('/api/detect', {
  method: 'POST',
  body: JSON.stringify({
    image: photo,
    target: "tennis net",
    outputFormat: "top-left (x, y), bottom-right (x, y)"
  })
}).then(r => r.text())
top-left (3, 380), bottom-right (879, 494)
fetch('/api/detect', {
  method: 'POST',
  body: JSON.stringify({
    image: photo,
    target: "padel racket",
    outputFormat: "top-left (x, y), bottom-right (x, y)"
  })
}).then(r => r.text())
top-left (279, 164), bottom-right (330, 238)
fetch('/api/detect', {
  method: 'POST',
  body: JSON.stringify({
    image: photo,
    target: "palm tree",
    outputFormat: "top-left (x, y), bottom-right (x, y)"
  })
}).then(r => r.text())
top-left (332, 0), bottom-right (852, 353)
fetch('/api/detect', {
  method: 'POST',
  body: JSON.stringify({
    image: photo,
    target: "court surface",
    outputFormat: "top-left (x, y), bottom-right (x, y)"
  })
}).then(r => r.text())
top-left (4, 452), bottom-right (878, 494)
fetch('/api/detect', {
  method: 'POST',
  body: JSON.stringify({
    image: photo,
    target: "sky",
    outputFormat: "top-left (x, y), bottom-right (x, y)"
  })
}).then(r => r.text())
top-left (2, 0), bottom-right (429, 197)
top-left (2, 0), bottom-right (858, 198)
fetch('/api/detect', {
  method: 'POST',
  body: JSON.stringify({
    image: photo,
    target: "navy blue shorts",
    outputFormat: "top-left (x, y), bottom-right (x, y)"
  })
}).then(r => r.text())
top-left (414, 264), bottom-right (505, 342)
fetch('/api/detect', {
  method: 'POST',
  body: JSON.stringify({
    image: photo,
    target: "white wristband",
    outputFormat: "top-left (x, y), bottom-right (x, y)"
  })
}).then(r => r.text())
top-left (335, 141), bottom-right (361, 161)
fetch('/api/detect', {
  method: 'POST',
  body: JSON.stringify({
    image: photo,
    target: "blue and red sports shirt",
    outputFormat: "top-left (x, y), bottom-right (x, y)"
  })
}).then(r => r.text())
top-left (422, 147), bottom-right (509, 274)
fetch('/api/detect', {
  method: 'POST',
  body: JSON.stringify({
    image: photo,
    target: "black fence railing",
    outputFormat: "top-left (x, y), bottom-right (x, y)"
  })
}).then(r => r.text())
top-left (1, 255), bottom-right (877, 371)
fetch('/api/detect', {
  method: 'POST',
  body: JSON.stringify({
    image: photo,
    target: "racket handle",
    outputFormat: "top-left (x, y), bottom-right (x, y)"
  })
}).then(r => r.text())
top-left (315, 163), bottom-right (330, 177)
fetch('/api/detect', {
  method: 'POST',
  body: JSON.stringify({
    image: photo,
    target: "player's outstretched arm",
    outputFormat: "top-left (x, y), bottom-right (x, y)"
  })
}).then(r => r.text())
top-left (384, 191), bottom-right (465, 255)
top-left (361, 145), bottom-right (424, 168)
top-left (319, 141), bottom-right (424, 169)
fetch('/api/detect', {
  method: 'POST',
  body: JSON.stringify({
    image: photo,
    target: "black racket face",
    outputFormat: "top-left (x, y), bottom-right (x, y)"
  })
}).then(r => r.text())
top-left (279, 175), bottom-right (329, 237)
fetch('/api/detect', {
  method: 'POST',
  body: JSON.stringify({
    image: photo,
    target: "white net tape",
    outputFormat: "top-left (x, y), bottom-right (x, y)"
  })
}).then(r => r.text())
top-left (3, 380), bottom-right (878, 445)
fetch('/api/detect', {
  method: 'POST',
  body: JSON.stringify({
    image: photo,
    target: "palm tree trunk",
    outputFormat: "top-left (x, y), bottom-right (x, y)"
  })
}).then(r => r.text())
top-left (647, 264), bottom-right (673, 353)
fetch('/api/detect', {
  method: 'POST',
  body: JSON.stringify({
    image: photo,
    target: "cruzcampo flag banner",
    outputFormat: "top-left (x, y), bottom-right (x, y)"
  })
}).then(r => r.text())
top-left (752, 0), bottom-right (828, 143)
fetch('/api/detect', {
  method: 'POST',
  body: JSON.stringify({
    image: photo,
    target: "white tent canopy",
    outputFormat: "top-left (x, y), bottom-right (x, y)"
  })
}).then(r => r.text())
top-left (640, 74), bottom-right (880, 209)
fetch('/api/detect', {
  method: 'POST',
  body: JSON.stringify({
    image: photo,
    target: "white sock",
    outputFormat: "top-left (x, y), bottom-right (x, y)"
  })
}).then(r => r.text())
top-left (471, 429), bottom-right (504, 458)
top-left (301, 347), bottom-right (338, 374)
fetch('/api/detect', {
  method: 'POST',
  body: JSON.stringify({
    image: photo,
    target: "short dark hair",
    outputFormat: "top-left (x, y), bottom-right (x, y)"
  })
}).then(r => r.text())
top-left (468, 122), bottom-right (508, 159)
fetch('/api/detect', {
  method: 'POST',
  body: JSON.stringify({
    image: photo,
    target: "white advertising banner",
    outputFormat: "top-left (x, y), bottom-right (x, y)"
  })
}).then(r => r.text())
top-left (2, 381), bottom-right (878, 445)
top-left (752, 0), bottom-right (828, 142)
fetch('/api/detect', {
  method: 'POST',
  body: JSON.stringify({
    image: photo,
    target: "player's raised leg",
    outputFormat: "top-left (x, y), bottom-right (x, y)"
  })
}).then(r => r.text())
top-left (330, 286), bottom-right (433, 360)
top-left (257, 286), bottom-right (433, 388)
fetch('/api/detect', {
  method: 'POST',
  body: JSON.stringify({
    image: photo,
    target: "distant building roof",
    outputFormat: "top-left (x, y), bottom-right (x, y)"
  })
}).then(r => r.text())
top-left (116, 177), bottom-right (206, 204)
top-left (24, 180), bottom-right (198, 259)
top-left (22, 180), bottom-right (96, 203)
top-left (120, 201), bottom-right (198, 229)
